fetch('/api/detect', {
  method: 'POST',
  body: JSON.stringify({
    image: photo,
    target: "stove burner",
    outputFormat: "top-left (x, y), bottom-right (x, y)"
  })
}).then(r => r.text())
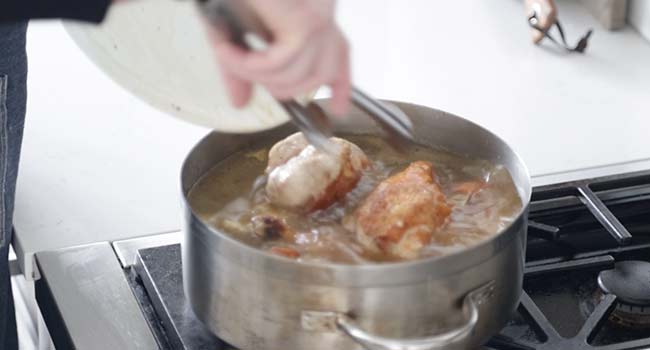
top-left (598, 261), bottom-right (650, 328)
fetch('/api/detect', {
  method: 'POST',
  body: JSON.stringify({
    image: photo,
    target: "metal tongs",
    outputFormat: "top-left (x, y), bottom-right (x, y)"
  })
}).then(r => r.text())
top-left (198, 0), bottom-right (414, 153)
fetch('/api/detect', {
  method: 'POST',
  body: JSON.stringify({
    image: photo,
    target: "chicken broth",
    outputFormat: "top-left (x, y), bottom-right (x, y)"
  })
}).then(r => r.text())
top-left (188, 134), bottom-right (523, 264)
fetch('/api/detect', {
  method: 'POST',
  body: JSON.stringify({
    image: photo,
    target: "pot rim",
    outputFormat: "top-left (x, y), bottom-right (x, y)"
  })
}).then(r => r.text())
top-left (181, 101), bottom-right (532, 278)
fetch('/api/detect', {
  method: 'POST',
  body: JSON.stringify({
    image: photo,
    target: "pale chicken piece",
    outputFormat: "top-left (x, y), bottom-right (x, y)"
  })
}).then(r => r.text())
top-left (266, 132), bottom-right (310, 171)
top-left (265, 133), bottom-right (369, 212)
top-left (352, 161), bottom-right (451, 259)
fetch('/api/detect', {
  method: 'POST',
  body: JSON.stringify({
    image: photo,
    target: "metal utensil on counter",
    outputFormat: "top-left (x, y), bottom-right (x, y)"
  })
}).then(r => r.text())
top-left (198, 0), bottom-right (415, 153)
top-left (527, 1), bottom-right (592, 53)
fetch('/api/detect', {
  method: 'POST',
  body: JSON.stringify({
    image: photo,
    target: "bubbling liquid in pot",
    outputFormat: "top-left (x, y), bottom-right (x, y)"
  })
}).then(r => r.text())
top-left (187, 135), bottom-right (523, 264)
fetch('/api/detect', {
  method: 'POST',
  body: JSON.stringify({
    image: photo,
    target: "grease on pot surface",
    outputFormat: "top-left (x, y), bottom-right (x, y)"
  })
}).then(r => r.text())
top-left (187, 134), bottom-right (522, 264)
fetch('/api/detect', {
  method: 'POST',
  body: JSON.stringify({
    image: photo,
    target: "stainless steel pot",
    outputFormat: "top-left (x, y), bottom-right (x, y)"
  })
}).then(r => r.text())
top-left (181, 101), bottom-right (532, 350)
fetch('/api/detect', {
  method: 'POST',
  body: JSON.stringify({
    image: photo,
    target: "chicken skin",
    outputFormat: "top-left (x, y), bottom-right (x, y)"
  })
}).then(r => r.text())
top-left (265, 133), bottom-right (369, 212)
top-left (352, 161), bottom-right (451, 259)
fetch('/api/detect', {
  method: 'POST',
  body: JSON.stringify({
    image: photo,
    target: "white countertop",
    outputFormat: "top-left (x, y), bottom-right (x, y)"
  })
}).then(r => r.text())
top-left (13, 0), bottom-right (650, 279)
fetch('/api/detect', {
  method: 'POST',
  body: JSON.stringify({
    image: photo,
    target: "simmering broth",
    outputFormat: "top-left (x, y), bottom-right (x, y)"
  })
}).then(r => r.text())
top-left (188, 134), bottom-right (523, 264)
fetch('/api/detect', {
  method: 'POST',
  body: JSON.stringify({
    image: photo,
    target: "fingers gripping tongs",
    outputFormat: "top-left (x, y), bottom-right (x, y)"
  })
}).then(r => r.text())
top-left (198, 0), bottom-right (415, 153)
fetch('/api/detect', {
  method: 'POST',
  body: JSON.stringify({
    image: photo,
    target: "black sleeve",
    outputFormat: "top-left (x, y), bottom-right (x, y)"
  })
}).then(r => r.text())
top-left (2, 0), bottom-right (113, 24)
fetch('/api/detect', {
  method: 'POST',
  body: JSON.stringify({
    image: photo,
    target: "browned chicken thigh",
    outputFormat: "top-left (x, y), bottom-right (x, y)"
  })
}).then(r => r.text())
top-left (352, 161), bottom-right (451, 259)
top-left (265, 133), bottom-right (370, 212)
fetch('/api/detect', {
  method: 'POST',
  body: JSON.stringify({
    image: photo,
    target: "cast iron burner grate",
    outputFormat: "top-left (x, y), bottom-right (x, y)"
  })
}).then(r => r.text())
top-left (126, 170), bottom-right (650, 350)
top-left (487, 170), bottom-right (650, 350)
top-left (486, 256), bottom-right (650, 350)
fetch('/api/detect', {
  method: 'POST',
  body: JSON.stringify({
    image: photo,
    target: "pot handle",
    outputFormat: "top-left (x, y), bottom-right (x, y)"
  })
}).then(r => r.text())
top-left (302, 281), bottom-right (495, 350)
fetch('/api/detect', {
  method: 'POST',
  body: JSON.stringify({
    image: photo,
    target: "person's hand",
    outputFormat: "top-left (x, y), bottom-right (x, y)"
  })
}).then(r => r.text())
top-left (208, 0), bottom-right (351, 116)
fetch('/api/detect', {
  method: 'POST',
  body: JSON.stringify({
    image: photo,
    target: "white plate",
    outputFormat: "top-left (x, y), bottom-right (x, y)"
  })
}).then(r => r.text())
top-left (64, 0), bottom-right (290, 133)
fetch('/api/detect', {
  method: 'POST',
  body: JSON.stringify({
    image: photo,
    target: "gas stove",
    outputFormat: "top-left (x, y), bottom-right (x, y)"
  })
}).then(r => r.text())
top-left (34, 170), bottom-right (650, 350)
top-left (487, 170), bottom-right (650, 350)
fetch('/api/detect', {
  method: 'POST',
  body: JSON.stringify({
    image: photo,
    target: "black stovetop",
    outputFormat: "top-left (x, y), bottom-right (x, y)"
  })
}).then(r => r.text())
top-left (126, 170), bottom-right (650, 350)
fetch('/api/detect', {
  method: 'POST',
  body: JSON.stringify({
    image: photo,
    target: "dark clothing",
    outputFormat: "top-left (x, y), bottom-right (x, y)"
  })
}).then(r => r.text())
top-left (1, 2), bottom-right (112, 348)
top-left (2, 0), bottom-right (111, 23)
top-left (0, 21), bottom-right (28, 350)
top-left (1, 2), bottom-right (112, 349)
